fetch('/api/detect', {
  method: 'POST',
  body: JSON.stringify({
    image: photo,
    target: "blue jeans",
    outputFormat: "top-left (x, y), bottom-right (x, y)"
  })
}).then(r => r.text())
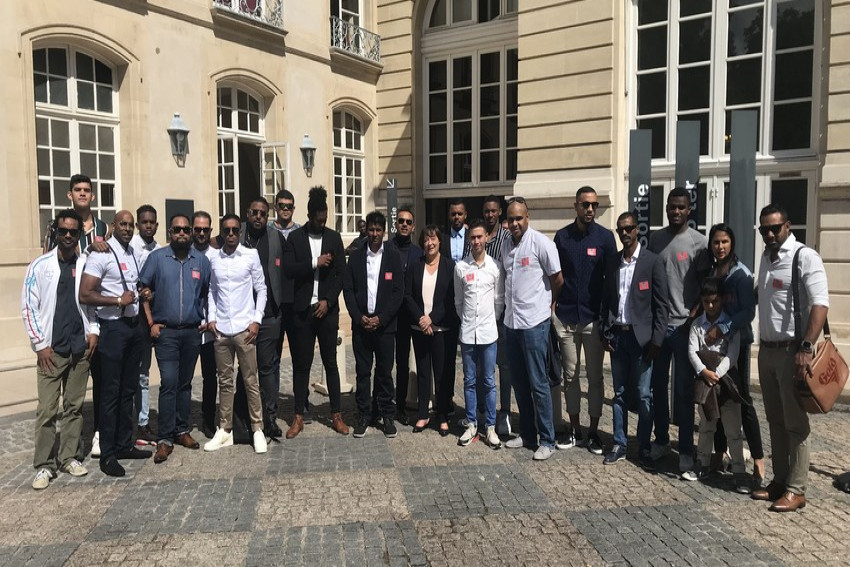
top-left (505, 321), bottom-right (555, 448)
top-left (461, 342), bottom-right (497, 427)
top-left (154, 327), bottom-right (201, 444)
top-left (610, 330), bottom-right (653, 453)
top-left (651, 323), bottom-right (694, 456)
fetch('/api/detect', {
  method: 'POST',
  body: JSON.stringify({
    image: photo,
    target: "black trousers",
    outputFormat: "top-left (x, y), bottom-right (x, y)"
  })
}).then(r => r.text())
top-left (291, 307), bottom-right (342, 414)
top-left (440, 327), bottom-right (460, 409)
top-left (90, 349), bottom-right (102, 431)
top-left (394, 316), bottom-right (413, 411)
top-left (714, 343), bottom-right (765, 460)
top-left (97, 317), bottom-right (144, 460)
top-left (256, 314), bottom-right (282, 429)
top-left (412, 331), bottom-right (453, 420)
top-left (199, 340), bottom-right (217, 428)
top-left (353, 328), bottom-right (395, 419)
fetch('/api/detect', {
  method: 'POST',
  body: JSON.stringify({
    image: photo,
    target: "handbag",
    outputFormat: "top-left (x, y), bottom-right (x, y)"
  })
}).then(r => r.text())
top-left (791, 247), bottom-right (849, 414)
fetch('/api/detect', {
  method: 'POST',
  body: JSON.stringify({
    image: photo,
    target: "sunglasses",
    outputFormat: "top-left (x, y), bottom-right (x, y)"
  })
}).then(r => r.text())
top-left (171, 226), bottom-right (192, 234)
top-left (397, 218), bottom-right (413, 226)
top-left (222, 226), bottom-right (241, 235)
top-left (758, 223), bottom-right (785, 237)
top-left (249, 209), bottom-right (268, 217)
top-left (616, 225), bottom-right (637, 233)
top-left (193, 227), bottom-right (212, 234)
top-left (579, 202), bottom-right (600, 210)
top-left (277, 203), bottom-right (294, 211)
top-left (56, 227), bottom-right (80, 237)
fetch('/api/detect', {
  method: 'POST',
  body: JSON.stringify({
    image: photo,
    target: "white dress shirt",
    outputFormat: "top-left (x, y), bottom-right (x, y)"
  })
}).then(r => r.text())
top-left (454, 254), bottom-right (504, 345)
top-left (208, 244), bottom-right (267, 336)
top-left (130, 233), bottom-right (161, 270)
top-left (366, 243), bottom-right (383, 314)
top-left (688, 311), bottom-right (740, 377)
top-left (500, 227), bottom-right (561, 330)
top-left (615, 243), bottom-right (641, 325)
top-left (309, 232), bottom-right (323, 304)
top-left (82, 236), bottom-right (141, 320)
top-left (193, 244), bottom-right (218, 345)
top-left (757, 233), bottom-right (829, 342)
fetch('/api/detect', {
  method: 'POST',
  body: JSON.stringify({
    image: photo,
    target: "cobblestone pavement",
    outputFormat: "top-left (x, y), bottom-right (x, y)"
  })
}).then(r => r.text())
top-left (1, 347), bottom-right (849, 566)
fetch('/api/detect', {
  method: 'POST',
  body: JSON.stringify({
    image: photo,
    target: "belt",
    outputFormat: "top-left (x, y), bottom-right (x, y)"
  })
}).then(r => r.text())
top-left (760, 340), bottom-right (797, 349)
top-left (99, 316), bottom-right (139, 325)
top-left (612, 324), bottom-right (632, 332)
top-left (164, 324), bottom-right (200, 330)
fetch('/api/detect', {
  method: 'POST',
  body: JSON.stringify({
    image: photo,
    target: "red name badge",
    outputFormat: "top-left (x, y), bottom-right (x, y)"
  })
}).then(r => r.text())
top-left (466, 273), bottom-right (475, 282)
top-left (120, 262), bottom-right (128, 271)
top-left (639, 280), bottom-right (649, 291)
top-left (773, 278), bottom-right (784, 289)
top-left (521, 257), bottom-right (530, 267)
top-left (192, 270), bottom-right (201, 280)
top-left (384, 272), bottom-right (393, 280)
top-left (95, 236), bottom-right (104, 242)
top-left (587, 248), bottom-right (597, 257)
top-left (72, 268), bottom-right (76, 278)
top-left (676, 251), bottom-right (689, 262)
top-left (275, 258), bottom-right (281, 266)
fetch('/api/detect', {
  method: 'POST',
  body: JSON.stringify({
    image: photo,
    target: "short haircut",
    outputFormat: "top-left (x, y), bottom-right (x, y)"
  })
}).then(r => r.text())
top-left (169, 213), bottom-right (191, 226)
top-left (308, 186), bottom-right (329, 215)
top-left (69, 174), bottom-right (92, 189)
top-left (220, 213), bottom-right (241, 228)
top-left (667, 186), bottom-right (691, 203)
top-left (700, 277), bottom-right (724, 298)
top-left (618, 211), bottom-right (638, 225)
top-left (275, 189), bottom-right (295, 202)
top-left (467, 219), bottom-right (486, 232)
top-left (448, 198), bottom-right (466, 209)
top-left (248, 196), bottom-right (270, 209)
top-left (482, 194), bottom-right (502, 207)
top-left (575, 185), bottom-right (596, 200)
top-left (365, 210), bottom-right (386, 229)
top-left (55, 208), bottom-right (83, 230)
top-left (193, 210), bottom-right (212, 223)
top-left (759, 204), bottom-right (788, 223)
top-left (136, 204), bottom-right (157, 219)
top-left (419, 224), bottom-right (443, 247)
top-left (398, 205), bottom-right (414, 219)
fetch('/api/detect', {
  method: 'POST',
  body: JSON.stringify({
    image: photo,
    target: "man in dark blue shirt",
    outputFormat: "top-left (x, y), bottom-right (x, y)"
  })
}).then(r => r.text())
top-left (552, 186), bottom-right (617, 454)
top-left (139, 213), bottom-right (211, 463)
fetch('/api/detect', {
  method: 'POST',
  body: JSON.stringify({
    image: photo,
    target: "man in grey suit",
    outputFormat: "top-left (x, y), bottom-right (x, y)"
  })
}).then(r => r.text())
top-left (599, 212), bottom-right (669, 469)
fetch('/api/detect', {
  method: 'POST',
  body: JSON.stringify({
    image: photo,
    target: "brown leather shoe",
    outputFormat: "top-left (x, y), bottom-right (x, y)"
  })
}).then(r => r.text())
top-left (153, 442), bottom-right (173, 464)
top-left (331, 412), bottom-right (350, 435)
top-left (769, 491), bottom-right (807, 512)
top-left (286, 414), bottom-right (304, 439)
top-left (175, 433), bottom-right (200, 449)
top-left (751, 481), bottom-right (785, 501)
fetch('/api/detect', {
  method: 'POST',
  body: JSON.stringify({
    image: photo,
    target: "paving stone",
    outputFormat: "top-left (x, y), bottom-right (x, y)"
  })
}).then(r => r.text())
top-left (388, 424), bottom-right (515, 468)
top-left (399, 464), bottom-right (551, 519)
top-left (87, 478), bottom-right (260, 540)
top-left (65, 532), bottom-right (251, 566)
top-left (0, 457), bottom-right (146, 492)
top-left (265, 434), bottom-right (394, 475)
top-left (131, 441), bottom-right (269, 482)
top-left (256, 470), bottom-right (409, 528)
top-left (0, 543), bottom-right (78, 567)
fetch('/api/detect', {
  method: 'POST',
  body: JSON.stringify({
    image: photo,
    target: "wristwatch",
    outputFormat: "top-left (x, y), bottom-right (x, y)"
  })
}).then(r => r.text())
top-left (799, 340), bottom-right (814, 354)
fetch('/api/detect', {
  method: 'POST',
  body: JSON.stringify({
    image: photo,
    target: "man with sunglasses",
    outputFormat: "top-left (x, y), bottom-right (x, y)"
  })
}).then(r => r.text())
top-left (647, 187), bottom-right (707, 478)
top-left (751, 204), bottom-right (828, 512)
top-left (269, 189), bottom-right (301, 239)
top-left (139, 214), bottom-right (211, 463)
top-left (552, 186), bottom-right (617, 454)
top-left (190, 211), bottom-right (219, 438)
top-left (23, 209), bottom-right (98, 489)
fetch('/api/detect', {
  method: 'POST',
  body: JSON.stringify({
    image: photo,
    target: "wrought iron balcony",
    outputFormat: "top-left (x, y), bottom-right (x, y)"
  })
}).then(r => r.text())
top-left (212, 0), bottom-right (284, 31)
top-left (330, 16), bottom-right (381, 63)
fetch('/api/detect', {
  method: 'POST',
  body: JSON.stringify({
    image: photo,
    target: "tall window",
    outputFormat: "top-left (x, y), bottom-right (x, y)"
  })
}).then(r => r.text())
top-left (423, 0), bottom-right (518, 190)
top-left (633, 0), bottom-right (818, 161)
top-left (333, 110), bottom-right (364, 234)
top-left (216, 85), bottom-right (264, 216)
top-left (33, 46), bottom-right (119, 233)
top-left (331, 0), bottom-right (360, 27)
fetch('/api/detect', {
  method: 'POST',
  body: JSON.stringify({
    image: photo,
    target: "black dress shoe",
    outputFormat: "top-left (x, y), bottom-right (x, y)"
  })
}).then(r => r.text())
top-left (100, 458), bottom-right (125, 477)
top-left (202, 423), bottom-right (216, 439)
top-left (117, 447), bottom-right (152, 460)
top-left (396, 411), bottom-right (409, 426)
top-left (438, 422), bottom-right (451, 437)
top-left (266, 423), bottom-right (283, 439)
top-left (412, 420), bottom-right (430, 433)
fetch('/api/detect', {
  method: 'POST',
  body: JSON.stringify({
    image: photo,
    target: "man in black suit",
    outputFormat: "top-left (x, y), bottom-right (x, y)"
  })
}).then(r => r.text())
top-left (599, 212), bottom-right (669, 469)
top-left (343, 211), bottom-right (405, 439)
top-left (282, 187), bottom-right (349, 438)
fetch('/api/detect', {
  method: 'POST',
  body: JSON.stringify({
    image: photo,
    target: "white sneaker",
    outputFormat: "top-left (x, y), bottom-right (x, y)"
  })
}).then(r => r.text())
top-left (649, 442), bottom-right (671, 461)
top-left (555, 428), bottom-right (577, 450)
top-left (505, 436), bottom-right (526, 449)
top-left (533, 445), bottom-right (555, 461)
top-left (253, 430), bottom-right (267, 454)
top-left (679, 453), bottom-right (694, 473)
top-left (203, 428), bottom-right (234, 452)
top-left (61, 459), bottom-right (88, 477)
top-left (32, 468), bottom-right (54, 490)
top-left (486, 426), bottom-right (501, 449)
top-left (458, 423), bottom-right (478, 446)
top-left (90, 431), bottom-right (101, 458)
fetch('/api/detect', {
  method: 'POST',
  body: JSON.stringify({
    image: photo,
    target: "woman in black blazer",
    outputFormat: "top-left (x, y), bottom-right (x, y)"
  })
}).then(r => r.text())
top-left (405, 225), bottom-right (458, 435)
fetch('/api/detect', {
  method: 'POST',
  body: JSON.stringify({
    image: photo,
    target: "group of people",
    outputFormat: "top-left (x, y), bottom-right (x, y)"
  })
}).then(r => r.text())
top-left (22, 175), bottom-right (832, 513)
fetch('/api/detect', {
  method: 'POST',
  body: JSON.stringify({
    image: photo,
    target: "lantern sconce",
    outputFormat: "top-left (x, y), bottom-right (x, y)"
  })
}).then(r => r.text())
top-left (300, 133), bottom-right (316, 177)
top-left (167, 112), bottom-right (190, 167)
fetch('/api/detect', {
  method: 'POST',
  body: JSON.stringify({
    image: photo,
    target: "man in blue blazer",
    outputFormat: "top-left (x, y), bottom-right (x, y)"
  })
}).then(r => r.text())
top-left (599, 212), bottom-right (669, 468)
top-left (343, 211), bottom-right (405, 438)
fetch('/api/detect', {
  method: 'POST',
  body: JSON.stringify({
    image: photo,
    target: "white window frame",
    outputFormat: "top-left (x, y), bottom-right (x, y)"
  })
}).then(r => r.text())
top-left (426, 0), bottom-right (518, 29)
top-left (332, 0), bottom-right (362, 27)
top-left (34, 45), bottom-right (120, 233)
top-left (332, 109), bottom-right (365, 236)
top-left (261, 142), bottom-right (290, 221)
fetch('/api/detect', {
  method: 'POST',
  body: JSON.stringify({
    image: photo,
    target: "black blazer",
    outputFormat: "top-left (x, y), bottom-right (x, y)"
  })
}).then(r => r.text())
top-left (282, 227), bottom-right (345, 313)
top-left (343, 241), bottom-right (405, 333)
top-left (599, 247), bottom-right (669, 348)
top-left (404, 254), bottom-right (458, 330)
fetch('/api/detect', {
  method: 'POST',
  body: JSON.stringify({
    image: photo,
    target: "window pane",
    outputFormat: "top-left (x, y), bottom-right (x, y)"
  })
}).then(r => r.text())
top-left (53, 180), bottom-right (67, 206)
top-left (728, 7), bottom-right (763, 56)
top-left (453, 153), bottom-right (472, 183)
top-left (80, 152), bottom-right (97, 177)
top-left (772, 101), bottom-right (811, 151)
top-left (34, 73), bottom-right (47, 103)
top-left (219, 88), bottom-right (232, 108)
top-left (480, 150), bottom-right (500, 181)
top-left (78, 82), bottom-right (95, 110)
top-left (480, 117), bottom-right (500, 150)
top-left (726, 58), bottom-right (762, 105)
top-left (100, 183), bottom-right (115, 207)
top-left (506, 149), bottom-right (517, 180)
top-left (33, 49), bottom-right (47, 73)
top-left (638, 0), bottom-right (667, 25)
top-left (53, 150), bottom-right (70, 177)
top-left (430, 124), bottom-right (447, 153)
top-left (80, 124), bottom-right (96, 150)
top-left (453, 57), bottom-right (472, 88)
top-left (479, 0), bottom-right (499, 23)
top-left (35, 117), bottom-right (49, 146)
top-left (454, 121), bottom-right (472, 151)
top-left (38, 180), bottom-right (51, 205)
top-left (453, 0), bottom-right (472, 23)
top-left (96, 84), bottom-right (113, 113)
top-left (506, 116), bottom-right (518, 147)
top-left (638, 26), bottom-right (667, 70)
top-left (76, 52), bottom-right (93, 82)
top-left (777, 0), bottom-right (815, 49)
top-left (724, 108), bottom-right (761, 153)
top-left (679, 18), bottom-right (711, 64)
top-left (453, 89), bottom-right (472, 120)
top-left (249, 114), bottom-right (259, 133)
top-left (429, 92), bottom-right (447, 122)
top-left (480, 52), bottom-right (500, 84)
top-left (49, 77), bottom-right (68, 106)
top-left (220, 108), bottom-right (232, 129)
top-left (507, 49), bottom-right (518, 81)
top-left (37, 149), bottom-right (50, 176)
top-left (677, 112), bottom-right (710, 156)
top-left (507, 83), bottom-right (518, 114)
top-left (238, 111), bottom-right (248, 131)
top-left (51, 120), bottom-right (70, 148)
top-left (680, 0), bottom-right (711, 17)
top-left (637, 72), bottom-right (666, 115)
top-left (480, 85), bottom-right (499, 117)
top-left (771, 179), bottom-right (807, 225)
top-left (506, 0), bottom-right (518, 13)
top-left (48, 48), bottom-right (67, 76)
top-left (678, 66), bottom-right (710, 110)
top-left (99, 154), bottom-right (115, 179)
top-left (430, 155), bottom-right (447, 184)
top-left (637, 117), bottom-right (666, 159)
top-left (430, 61), bottom-right (447, 91)
top-left (774, 51), bottom-right (813, 100)
top-left (95, 59), bottom-right (112, 84)
top-left (237, 90), bottom-right (248, 110)
top-left (730, 0), bottom-right (761, 6)
top-left (430, 0), bottom-right (447, 27)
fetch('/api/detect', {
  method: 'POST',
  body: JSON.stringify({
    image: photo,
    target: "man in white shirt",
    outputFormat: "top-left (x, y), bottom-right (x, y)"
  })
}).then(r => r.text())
top-left (454, 220), bottom-right (504, 448)
top-left (500, 197), bottom-right (564, 461)
top-left (751, 204), bottom-right (829, 512)
top-left (204, 214), bottom-right (268, 454)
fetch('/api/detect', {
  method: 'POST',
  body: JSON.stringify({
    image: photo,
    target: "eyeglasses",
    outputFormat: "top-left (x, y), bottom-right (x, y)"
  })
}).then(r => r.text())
top-left (397, 218), bottom-right (413, 226)
top-left (222, 226), bottom-right (241, 235)
top-left (170, 226), bottom-right (192, 234)
top-left (56, 227), bottom-right (80, 237)
top-left (249, 209), bottom-right (268, 217)
top-left (758, 223), bottom-right (785, 237)
top-left (277, 203), bottom-right (294, 211)
top-left (579, 201), bottom-right (600, 210)
top-left (193, 227), bottom-right (211, 234)
top-left (616, 225), bottom-right (637, 233)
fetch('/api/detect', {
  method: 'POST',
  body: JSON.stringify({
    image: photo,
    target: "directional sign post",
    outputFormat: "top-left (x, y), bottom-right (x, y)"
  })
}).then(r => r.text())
top-left (386, 178), bottom-right (398, 235)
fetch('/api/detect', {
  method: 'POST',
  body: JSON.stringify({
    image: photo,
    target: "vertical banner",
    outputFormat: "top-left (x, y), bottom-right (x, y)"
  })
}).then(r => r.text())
top-left (629, 129), bottom-right (652, 247)
top-left (728, 110), bottom-right (758, 270)
top-left (675, 121), bottom-right (701, 230)
top-left (386, 178), bottom-right (398, 235)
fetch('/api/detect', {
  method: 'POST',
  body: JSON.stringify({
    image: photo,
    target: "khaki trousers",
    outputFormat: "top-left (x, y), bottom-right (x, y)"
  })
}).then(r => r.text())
top-left (34, 351), bottom-right (89, 472)
top-left (697, 401), bottom-right (745, 474)
top-left (552, 316), bottom-right (605, 419)
top-left (214, 330), bottom-right (263, 433)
